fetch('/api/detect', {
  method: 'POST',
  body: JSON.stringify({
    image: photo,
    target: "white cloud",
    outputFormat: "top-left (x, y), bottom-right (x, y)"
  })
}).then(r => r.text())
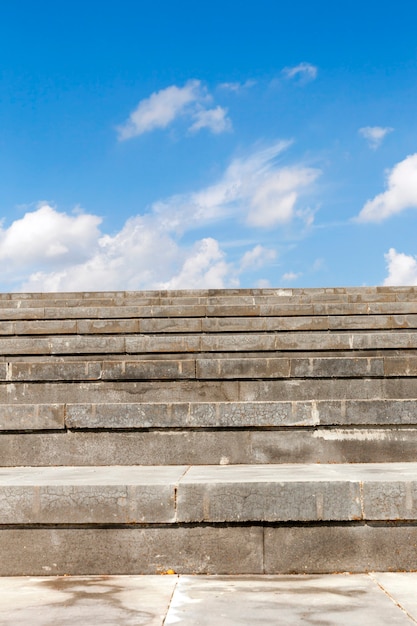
top-left (0, 204), bottom-right (101, 269)
top-left (158, 238), bottom-right (235, 289)
top-left (152, 141), bottom-right (320, 231)
top-left (240, 245), bottom-right (276, 271)
top-left (283, 63), bottom-right (318, 82)
top-left (117, 79), bottom-right (233, 140)
top-left (189, 106), bottom-right (231, 134)
top-left (246, 166), bottom-right (320, 227)
top-left (218, 80), bottom-right (256, 92)
top-left (2, 142), bottom-right (318, 292)
top-left (357, 153), bottom-right (417, 222)
top-left (282, 271), bottom-right (302, 282)
top-left (117, 80), bottom-right (202, 140)
top-left (359, 126), bottom-right (393, 149)
top-left (384, 248), bottom-right (417, 285)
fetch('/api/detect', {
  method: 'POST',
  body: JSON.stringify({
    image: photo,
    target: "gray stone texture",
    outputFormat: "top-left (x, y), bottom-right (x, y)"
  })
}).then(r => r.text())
top-left (1, 286), bottom-right (417, 577)
top-left (0, 527), bottom-right (263, 575)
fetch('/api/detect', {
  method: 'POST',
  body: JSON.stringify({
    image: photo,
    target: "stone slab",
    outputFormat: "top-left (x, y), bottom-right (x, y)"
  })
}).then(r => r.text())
top-left (0, 466), bottom-right (187, 524)
top-left (177, 463), bottom-right (417, 522)
top-left (264, 523), bottom-right (417, 573)
top-left (2, 357), bottom-right (417, 383)
top-left (0, 575), bottom-right (177, 626)
top-left (65, 401), bottom-right (318, 429)
top-left (0, 404), bottom-right (64, 431)
top-left (2, 378), bottom-right (417, 405)
top-left (164, 575), bottom-right (415, 626)
top-left (177, 464), bottom-right (363, 522)
top-left (372, 573), bottom-right (417, 621)
top-left (3, 428), bottom-right (417, 466)
top-left (0, 527), bottom-right (263, 575)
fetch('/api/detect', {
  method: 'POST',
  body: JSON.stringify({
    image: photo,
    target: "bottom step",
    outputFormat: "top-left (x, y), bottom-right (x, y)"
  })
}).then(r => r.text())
top-left (1, 463), bottom-right (417, 575)
top-left (2, 524), bottom-right (417, 575)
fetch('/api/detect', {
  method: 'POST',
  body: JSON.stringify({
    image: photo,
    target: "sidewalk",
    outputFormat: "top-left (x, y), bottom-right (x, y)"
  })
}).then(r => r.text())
top-left (0, 573), bottom-right (416, 625)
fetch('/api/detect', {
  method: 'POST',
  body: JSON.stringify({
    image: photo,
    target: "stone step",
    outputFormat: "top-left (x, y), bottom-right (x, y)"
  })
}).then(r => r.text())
top-left (2, 522), bottom-right (417, 575)
top-left (1, 377), bottom-right (416, 404)
top-left (2, 399), bottom-right (417, 431)
top-left (0, 463), bottom-right (417, 575)
top-left (0, 463), bottom-right (416, 524)
top-left (2, 302), bottom-right (417, 320)
top-left (2, 314), bottom-right (417, 334)
top-left (1, 356), bottom-right (416, 382)
top-left (0, 331), bottom-right (416, 356)
top-left (0, 286), bottom-right (416, 308)
top-left (2, 427), bottom-right (417, 466)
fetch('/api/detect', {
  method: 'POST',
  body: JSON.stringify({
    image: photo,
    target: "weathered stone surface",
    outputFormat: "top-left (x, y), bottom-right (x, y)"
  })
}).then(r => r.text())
top-left (66, 401), bottom-right (318, 429)
top-left (2, 377), bottom-right (417, 405)
top-left (0, 526), bottom-right (263, 575)
top-left (7, 362), bottom-right (101, 381)
top-left (0, 404), bottom-right (65, 431)
top-left (126, 336), bottom-right (200, 354)
top-left (165, 574), bottom-right (416, 626)
top-left (140, 317), bottom-right (202, 333)
top-left (264, 524), bottom-right (417, 573)
top-left (14, 320), bottom-right (78, 335)
top-left (77, 319), bottom-right (140, 334)
top-left (0, 431), bottom-right (253, 466)
top-left (176, 464), bottom-right (362, 522)
top-left (0, 575), bottom-right (178, 626)
top-left (3, 428), bottom-right (417, 466)
top-left (0, 380), bottom-right (241, 403)
top-left (102, 360), bottom-right (196, 380)
top-left (341, 399), bottom-right (417, 425)
top-left (196, 358), bottom-right (291, 379)
top-left (290, 357), bottom-right (385, 378)
top-left (0, 466), bottom-right (186, 524)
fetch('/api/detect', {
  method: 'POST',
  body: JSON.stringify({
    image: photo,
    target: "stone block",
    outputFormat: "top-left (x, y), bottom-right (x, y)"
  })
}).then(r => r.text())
top-left (14, 320), bottom-right (78, 335)
top-left (101, 359), bottom-right (195, 380)
top-left (0, 526), bottom-right (263, 575)
top-left (342, 399), bottom-right (417, 425)
top-left (176, 465), bottom-right (362, 522)
top-left (0, 404), bottom-right (65, 431)
top-left (77, 319), bottom-right (140, 334)
top-left (66, 400), bottom-right (318, 429)
top-left (125, 336), bottom-right (201, 354)
top-left (0, 337), bottom-right (51, 355)
top-left (50, 336), bottom-right (125, 355)
top-left (363, 478), bottom-right (417, 520)
top-left (290, 357), bottom-right (384, 378)
top-left (201, 334), bottom-right (276, 352)
top-left (384, 357), bottom-right (417, 377)
top-left (9, 362), bottom-right (101, 382)
top-left (328, 315), bottom-right (393, 330)
top-left (0, 466), bottom-right (185, 524)
top-left (196, 358), bottom-right (291, 379)
top-left (140, 318), bottom-right (202, 332)
top-left (0, 322), bottom-right (14, 335)
top-left (249, 428), bottom-right (417, 464)
top-left (264, 524), bottom-right (417, 573)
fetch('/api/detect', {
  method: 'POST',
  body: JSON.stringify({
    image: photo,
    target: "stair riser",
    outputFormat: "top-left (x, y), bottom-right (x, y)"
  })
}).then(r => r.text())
top-left (0, 525), bottom-right (416, 575)
top-left (1, 429), bottom-right (417, 466)
top-left (3, 315), bottom-right (417, 333)
top-left (1, 332), bottom-right (416, 356)
top-left (2, 379), bottom-right (417, 403)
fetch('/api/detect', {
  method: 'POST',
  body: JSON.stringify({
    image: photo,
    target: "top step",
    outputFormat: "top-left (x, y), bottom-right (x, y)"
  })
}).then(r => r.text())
top-left (1, 286), bottom-right (417, 310)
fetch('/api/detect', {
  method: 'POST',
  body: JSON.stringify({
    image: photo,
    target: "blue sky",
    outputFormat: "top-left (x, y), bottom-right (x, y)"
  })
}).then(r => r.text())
top-left (1, 0), bottom-right (417, 291)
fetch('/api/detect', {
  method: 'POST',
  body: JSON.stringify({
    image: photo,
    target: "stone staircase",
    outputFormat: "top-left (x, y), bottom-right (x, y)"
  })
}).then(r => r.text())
top-left (1, 287), bottom-right (417, 575)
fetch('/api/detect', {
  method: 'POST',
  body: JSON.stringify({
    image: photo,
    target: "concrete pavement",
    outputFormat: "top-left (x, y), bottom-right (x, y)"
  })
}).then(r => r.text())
top-left (0, 573), bottom-right (416, 625)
